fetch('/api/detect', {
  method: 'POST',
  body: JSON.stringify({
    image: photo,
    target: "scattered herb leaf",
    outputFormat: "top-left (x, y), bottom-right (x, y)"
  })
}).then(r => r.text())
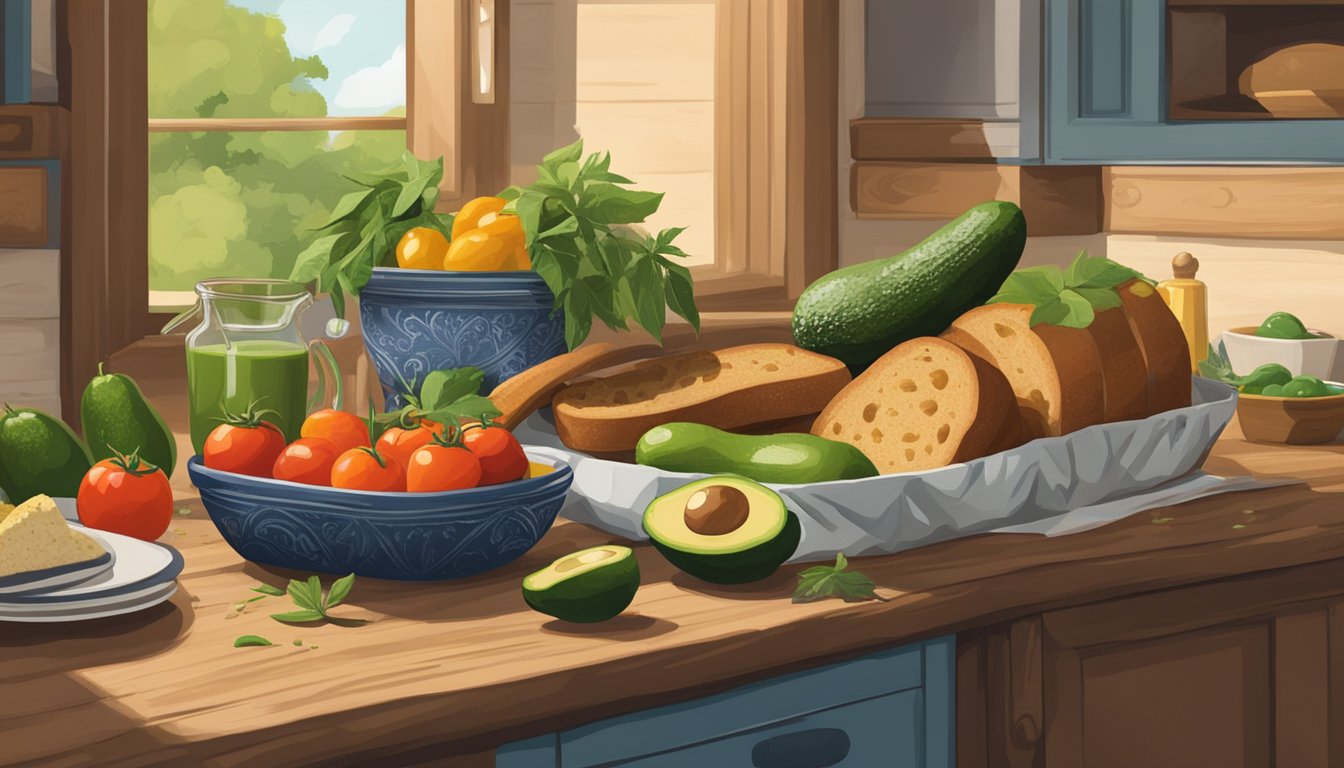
top-left (234, 635), bottom-right (274, 648)
top-left (270, 609), bottom-right (326, 624)
top-left (252, 584), bottom-right (286, 597)
top-left (792, 554), bottom-right (884, 604)
top-left (268, 574), bottom-right (359, 626)
top-left (293, 639), bottom-right (304, 647)
top-left (325, 573), bottom-right (356, 611)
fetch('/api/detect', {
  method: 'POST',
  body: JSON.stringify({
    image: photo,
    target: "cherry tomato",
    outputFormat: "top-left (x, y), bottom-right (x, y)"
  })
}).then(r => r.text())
top-left (407, 443), bottom-right (482, 492)
top-left (463, 422), bottom-right (528, 485)
top-left (204, 419), bottom-right (286, 477)
top-left (331, 447), bottom-right (405, 492)
top-left (301, 409), bottom-right (370, 454)
top-left (375, 424), bottom-right (437, 470)
top-left (77, 451), bottom-right (173, 542)
top-left (272, 437), bottom-right (340, 486)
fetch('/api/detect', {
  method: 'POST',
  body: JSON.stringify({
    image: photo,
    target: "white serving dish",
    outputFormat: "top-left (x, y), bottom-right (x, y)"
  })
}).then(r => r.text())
top-left (1220, 327), bottom-right (1343, 382)
top-left (516, 378), bottom-right (1239, 563)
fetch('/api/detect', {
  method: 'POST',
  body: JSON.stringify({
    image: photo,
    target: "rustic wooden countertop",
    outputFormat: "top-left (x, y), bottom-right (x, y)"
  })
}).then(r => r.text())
top-left (7, 338), bottom-right (1344, 767)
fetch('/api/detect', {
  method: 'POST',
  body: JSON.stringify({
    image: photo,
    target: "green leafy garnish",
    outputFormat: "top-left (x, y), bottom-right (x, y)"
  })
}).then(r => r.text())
top-left (378, 366), bottom-right (501, 430)
top-left (251, 583), bottom-right (286, 597)
top-left (1197, 340), bottom-right (1241, 386)
top-left (792, 554), bottom-right (884, 604)
top-left (289, 151), bottom-right (455, 321)
top-left (989, 251), bottom-right (1151, 329)
top-left (234, 635), bottom-right (275, 648)
top-left (501, 139), bottom-right (700, 349)
top-left (270, 573), bottom-right (358, 625)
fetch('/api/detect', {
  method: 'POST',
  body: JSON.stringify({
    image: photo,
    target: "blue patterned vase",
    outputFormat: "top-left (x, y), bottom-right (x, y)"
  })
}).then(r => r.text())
top-left (359, 268), bottom-right (567, 409)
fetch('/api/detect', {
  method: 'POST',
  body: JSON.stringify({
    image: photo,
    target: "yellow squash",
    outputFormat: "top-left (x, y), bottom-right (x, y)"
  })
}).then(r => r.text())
top-left (445, 196), bottom-right (530, 271)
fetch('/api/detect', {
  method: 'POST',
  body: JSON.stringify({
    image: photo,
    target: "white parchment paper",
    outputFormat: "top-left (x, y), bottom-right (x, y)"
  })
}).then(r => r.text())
top-left (518, 378), bottom-right (1300, 563)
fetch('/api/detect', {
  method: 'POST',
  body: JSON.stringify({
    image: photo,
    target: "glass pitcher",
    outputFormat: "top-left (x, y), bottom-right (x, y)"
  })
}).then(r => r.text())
top-left (162, 280), bottom-right (342, 455)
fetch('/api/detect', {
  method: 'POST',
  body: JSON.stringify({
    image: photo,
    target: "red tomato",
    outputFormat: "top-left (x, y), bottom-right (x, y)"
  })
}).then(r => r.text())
top-left (301, 409), bottom-right (371, 454)
top-left (272, 437), bottom-right (340, 486)
top-left (77, 453), bottom-right (173, 542)
top-left (331, 447), bottom-right (405, 492)
top-left (463, 422), bottom-right (528, 485)
top-left (204, 420), bottom-right (286, 477)
top-left (375, 425), bottom-right (437, 470)
top-left (407, 444), bottom-right (482, 492)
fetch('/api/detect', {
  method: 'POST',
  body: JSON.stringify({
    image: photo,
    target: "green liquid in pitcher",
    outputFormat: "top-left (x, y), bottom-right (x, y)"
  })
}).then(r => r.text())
top-left (186, 340), bottom-right (309, 454)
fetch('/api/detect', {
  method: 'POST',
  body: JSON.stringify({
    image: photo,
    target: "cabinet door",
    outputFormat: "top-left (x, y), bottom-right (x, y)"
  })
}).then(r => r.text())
top-left (1038, 564), bottom-right (1344, 768)
top-left (1045, 0), bottom-right (1344, 163)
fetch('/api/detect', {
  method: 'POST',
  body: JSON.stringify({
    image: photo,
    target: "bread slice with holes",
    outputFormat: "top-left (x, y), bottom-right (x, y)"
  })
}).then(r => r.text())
top-left (553, 344), bottom-right (851, 455)
top-left (1116, 279), bottom-right (1193, 415)
top-left (811, 337), bottom-right (1021, 474)
top-left (942, 303), bottom-right (1105, 439)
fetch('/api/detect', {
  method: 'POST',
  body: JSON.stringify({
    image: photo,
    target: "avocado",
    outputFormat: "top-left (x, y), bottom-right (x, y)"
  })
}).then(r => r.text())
top-left (522, 545), bottom-right (640, 623)
top-left (1237, 363), bottom-right (1293, 395)
top-left (643, 476), bottom-right (800, 584)
top-left (81, 364), bottom-right (177, 478)
top-left (1255, 312), bottom-right (1318, 340)
top-left (0, 405), bottom-right (95, 500)
top-left (636, 423), bottom-right (877, 484)
top-left (792, 201), bottom-right (1027, 369)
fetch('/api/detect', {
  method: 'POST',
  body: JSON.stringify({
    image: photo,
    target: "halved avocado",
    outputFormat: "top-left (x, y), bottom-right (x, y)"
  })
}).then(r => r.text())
top-left (522, 545), bottom-right (640, 623)
top-left (643, 476), bottom-right (801, 584)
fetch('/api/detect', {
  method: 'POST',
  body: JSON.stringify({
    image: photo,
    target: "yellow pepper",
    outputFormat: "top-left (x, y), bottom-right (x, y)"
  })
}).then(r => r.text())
top-left (444, 196), bottom-right (531, 271)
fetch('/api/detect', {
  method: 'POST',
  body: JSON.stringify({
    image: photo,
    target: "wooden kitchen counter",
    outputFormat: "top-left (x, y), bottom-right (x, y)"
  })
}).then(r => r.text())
top-left (5, 418), bottom-right (1343, 767)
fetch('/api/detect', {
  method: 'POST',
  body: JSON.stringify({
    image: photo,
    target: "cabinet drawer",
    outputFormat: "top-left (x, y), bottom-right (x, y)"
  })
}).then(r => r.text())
top-left (560, 643), bottom-right (924, 767)
top-left (615, 689), bottom-right (923, 768)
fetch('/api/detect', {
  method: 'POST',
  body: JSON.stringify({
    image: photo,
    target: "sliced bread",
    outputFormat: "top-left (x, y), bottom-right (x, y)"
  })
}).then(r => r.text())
top-left (1085, 306), bottom-right (1149, 423)
top-left (811, 337), bottom-right (1022, 474)
top-left (942, 304), bottom-right (1105, 438)
top-left (553, 344), bottom-right (851, 454)
top-left (1117, 278), bottom-right (1193, 414)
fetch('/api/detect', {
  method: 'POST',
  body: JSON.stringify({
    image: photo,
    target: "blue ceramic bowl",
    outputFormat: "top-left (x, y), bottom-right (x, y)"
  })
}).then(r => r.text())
top-left (359, 268), bottom-right (567, 409)
top-left (187, 452), bottom-right (573, 581)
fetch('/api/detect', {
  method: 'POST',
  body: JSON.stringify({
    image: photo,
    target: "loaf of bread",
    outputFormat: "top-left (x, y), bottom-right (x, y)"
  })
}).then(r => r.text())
top-left (1085, 306), bottom-right (1149, 423)
top-left (1116, 279), bottom-right (1192, 415)
top-left (553, 344), bottom-right (851, 455)
top-left (811, 337), bottom-right (1021, 474)
top-left (943, 304), bottom-right (1106, 439)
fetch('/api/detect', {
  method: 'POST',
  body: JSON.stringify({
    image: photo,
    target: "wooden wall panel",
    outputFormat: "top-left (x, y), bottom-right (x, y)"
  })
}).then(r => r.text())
top-left (0, 318), bottom-right (62, 415)
top-left (0, 106), bottom-right (62, 158)
top-left (0, 249), bottom-right (59, 319)
top-left (1106, 167), bottom-right (1344, 240)
top-left (0, 166), bottom-right (48, 246)
top-left (1274, 611), bottom-right (1330, 768)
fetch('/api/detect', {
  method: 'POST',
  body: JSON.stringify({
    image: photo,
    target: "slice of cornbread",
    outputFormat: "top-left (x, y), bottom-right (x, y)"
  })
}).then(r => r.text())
top-left (0, 495), bottom-right (105, 578)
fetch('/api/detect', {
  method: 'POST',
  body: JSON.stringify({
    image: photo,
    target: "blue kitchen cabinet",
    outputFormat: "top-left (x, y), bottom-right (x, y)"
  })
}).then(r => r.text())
top-left (1046, 0), bottom-right (1344, 164)
top-left (497, 635), bottom-right (955, 768)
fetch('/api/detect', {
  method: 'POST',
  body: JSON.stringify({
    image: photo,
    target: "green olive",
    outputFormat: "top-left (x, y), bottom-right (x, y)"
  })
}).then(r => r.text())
top-left (1256, 312), bottom-right (1316, 340)
top-left (1281, 375), bottom-right (1330, 398)
top-left (1237, 363), bottom-right (1293, 394)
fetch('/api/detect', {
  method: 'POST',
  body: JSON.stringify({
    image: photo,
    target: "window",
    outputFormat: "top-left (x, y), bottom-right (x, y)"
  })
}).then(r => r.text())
top-left (146, 0), bottom-right (409, 309)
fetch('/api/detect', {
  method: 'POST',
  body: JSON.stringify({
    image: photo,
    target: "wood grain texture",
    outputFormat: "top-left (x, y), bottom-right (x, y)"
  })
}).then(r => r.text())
top-left (8, 404), bottom-right (1344, 766)
top-left (850, 117), bottom-right (997, 161)
top-left (852, 162), bottom-right (1101, 236)
top-left (0, 318), bottom-right (61, 412)
top-left (1105, 166), bottom-right (1344, 239)
top-left (409, 0), bottom-right (461, 199)
top-left (107, 2), bottom-right (149, 355)
top-left (1274, 610), bottom-right (1330, 768)
top-left (956, 631), bottom-right (989, 768)
top-left (0, 249), bottom-right (59, 318)
top-left (1330, 601), bottom-right (1344, 766)
top-left (0, 105), bottom-right (62, 158)
top-left (0, 166), bottom-right (48, 247)
top-left (783, 0), bottom-right (838, 297)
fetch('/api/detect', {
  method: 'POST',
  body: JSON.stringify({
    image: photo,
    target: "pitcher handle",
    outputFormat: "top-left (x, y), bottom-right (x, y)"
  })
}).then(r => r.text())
top-left (160, 302), bottom-right (202, 335)
top-left (307, 339), bottom-right (345, 415)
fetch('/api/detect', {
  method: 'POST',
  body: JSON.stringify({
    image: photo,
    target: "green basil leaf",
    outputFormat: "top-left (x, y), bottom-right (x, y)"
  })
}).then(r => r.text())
top-left (498, 185), bottom-right (524, 203)
top-left (234, 635), bottom-right (275, 647)
top-left (563, 288), bottom-right (594, 350)
top-left (288, 578), bottom-right (323, 613)
top-left (251, 584), bottom-right (286, 597)
top-left (328, 280), bottom-right (347, 320)
top-left (1034, 289), bottom-right (1096, 328)
top-left (270, 610), bottom-right (325, 624)
top-left (1028, 297), bottom-right (1069, 327)
top-left (393, 175), bottom-right (435, 218)
top-left (420, 367), bottom-right (485, 411)
top-left (1073, 286), bottom-right (1123, 312)
top-left (663, 262), bottom-right (700, 332)
top-left (539, 216), bottom-right (580, 240)
top-left (542, 138), bottom-right (584, 168)
top-left (515, 191), bottom-right (546, 249)
top-left (581, 183), bottom-right (663, 225)
top-left (324, 573), bottom-right (356, 610)
top-left (323, 189), bottom-right (375, 228)
top-left (423, 395), bottom-right (501, 426)
top-left (1066, 251), bottom-right (1147, 290)
top-left (990, 266), bottom-right (1065, 307)
top-left (403, 150), bottom-right (422, 182)
top-left (290, 233), bottom-right (350, 284)
top-left (834, 553), bottom-right (848, 571)
top-left (632, 261), bottom-right (666, 343)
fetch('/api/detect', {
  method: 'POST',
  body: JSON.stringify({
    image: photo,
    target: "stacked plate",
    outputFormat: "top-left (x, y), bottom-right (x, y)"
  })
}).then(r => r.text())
top-left (0, 500), bottom-right (184, 623)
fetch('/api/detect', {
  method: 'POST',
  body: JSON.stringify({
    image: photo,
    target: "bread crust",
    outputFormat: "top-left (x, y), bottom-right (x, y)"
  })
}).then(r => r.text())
top-left (1117, 279), bottom-right (1193, 415)
top-left (553, 345), bottom-right (851, 454)
top-left (1086, 306), bottom-right (1150, 423)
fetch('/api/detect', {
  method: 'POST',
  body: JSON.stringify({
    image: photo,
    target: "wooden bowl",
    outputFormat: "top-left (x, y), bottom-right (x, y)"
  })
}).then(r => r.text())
top-left (1236, 388), bottom-right (1344, 445)
top-left (1240, 43), bottom-right (1344, 118)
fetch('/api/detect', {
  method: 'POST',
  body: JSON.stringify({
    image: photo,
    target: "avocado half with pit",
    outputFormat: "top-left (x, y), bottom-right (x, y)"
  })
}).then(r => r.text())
top-left (522, 545), bottom-right (641, 623)
top-left (643, 476), bottom-right (801, 584)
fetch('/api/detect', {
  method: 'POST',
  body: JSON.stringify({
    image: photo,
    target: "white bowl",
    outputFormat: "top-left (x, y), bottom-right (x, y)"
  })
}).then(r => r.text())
top-left (1220, 327), bottom-right (1344, 381)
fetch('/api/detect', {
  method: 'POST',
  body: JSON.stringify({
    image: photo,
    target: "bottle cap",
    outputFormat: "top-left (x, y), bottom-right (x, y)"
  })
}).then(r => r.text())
top-left (1172, 251), bottom-right (1199, 279)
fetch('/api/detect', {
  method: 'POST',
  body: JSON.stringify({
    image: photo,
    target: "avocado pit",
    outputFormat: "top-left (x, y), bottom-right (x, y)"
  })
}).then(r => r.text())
top-left (684, 484), bottom-right (750, 535)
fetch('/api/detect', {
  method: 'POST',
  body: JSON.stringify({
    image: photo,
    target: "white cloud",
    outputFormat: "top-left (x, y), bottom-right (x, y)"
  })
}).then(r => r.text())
top-left (311, 14), bottom-right (356, 52)
top-left (333, 44), bottom-right (406, 109)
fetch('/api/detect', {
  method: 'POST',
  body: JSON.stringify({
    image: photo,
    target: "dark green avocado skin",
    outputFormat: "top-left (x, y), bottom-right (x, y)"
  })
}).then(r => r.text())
top-left (791, 201), bottom-right (1027, 370)
top-left (651, 512), bottom-right (802, 585)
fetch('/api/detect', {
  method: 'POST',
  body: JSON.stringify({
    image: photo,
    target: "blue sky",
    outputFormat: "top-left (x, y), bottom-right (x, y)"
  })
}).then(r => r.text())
top-left (231, 0), bottom-right (406, 116)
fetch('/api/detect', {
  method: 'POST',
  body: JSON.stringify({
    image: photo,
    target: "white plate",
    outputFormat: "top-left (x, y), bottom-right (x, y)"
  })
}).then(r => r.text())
top-left (0, 545), bottom-right (114, 595)
top-left (0, 506), bottom-right (184, 623)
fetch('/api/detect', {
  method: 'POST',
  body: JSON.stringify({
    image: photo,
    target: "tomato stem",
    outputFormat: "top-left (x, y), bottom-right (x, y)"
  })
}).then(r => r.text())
top-left (109, 446), bottom-right (161, 477)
